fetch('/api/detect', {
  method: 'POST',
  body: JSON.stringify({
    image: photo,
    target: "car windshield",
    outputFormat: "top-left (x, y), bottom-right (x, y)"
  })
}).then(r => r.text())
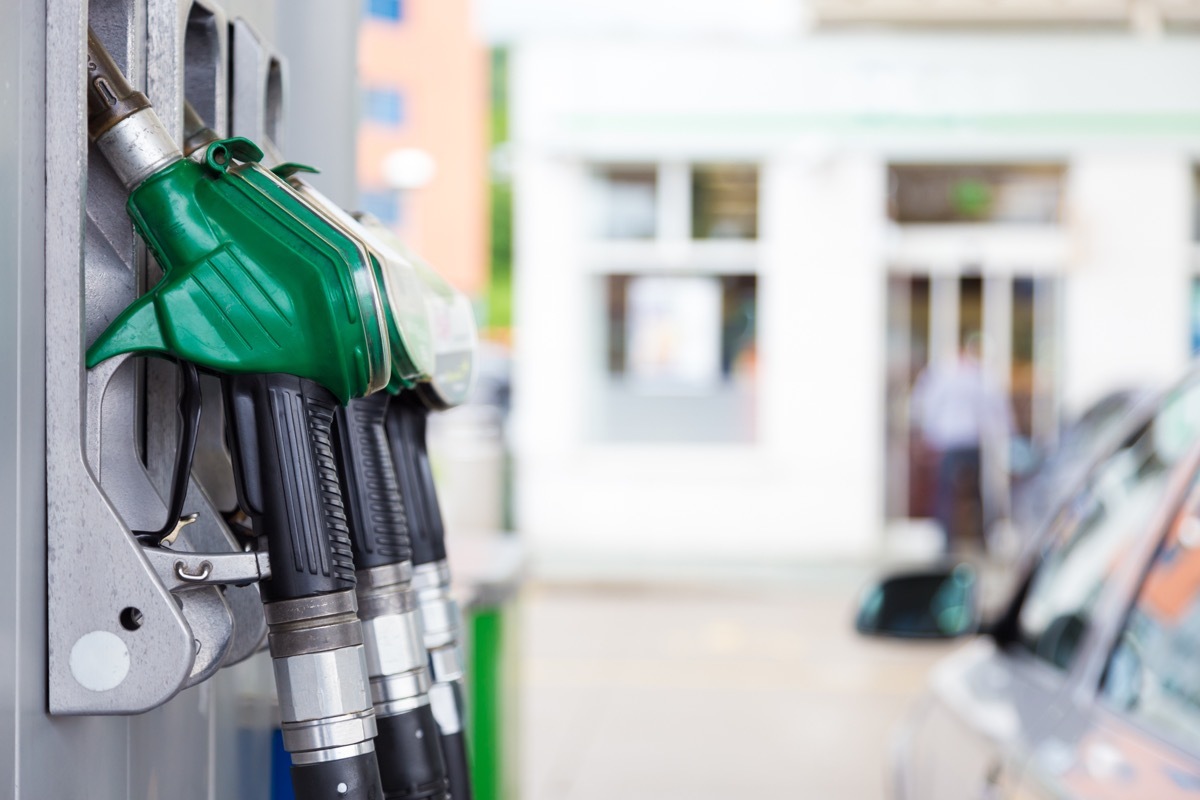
top-left (1016, 373), bottom-right (1200, 670)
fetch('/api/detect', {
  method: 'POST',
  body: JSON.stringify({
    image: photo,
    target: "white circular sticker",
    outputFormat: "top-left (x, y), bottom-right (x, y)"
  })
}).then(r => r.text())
top-left (69, 631), bottom-right (131, 692)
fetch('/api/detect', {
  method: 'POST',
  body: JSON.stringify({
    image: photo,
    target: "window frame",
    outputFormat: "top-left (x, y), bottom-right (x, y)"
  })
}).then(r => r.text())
top-left (364, 0), bottom-right (403, 22)
top-left (362, 86), bottom-right (405, 127)
top-left (689, 162), bottom-right (761, 241)
top-left (359, 188), bottom-right (403, 228)
top-left (588, 164), bottom-right (661, 242)
top-left (582, 159), bottom-right (763, 447)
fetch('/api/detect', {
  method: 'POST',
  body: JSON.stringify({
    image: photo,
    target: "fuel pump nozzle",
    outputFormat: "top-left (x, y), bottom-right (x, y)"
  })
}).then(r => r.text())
top-left (85, 29), bottom-right (386, 800)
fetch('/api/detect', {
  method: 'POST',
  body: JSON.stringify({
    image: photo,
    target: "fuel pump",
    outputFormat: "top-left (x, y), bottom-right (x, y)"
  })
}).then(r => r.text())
top-left (85, 30), bottom-right (391, 799)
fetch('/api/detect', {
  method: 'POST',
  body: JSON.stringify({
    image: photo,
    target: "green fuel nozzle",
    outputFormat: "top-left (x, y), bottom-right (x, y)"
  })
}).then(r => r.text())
top-left (86, 34), bottom-right (390, 402)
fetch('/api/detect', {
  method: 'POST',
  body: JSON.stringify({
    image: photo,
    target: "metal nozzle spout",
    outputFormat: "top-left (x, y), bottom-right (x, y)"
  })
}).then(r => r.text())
top-left (86, 28), bottom-right (151, 140)
top-left (182, 101), bottom-right (220, 157)
top-left (85, 27), bottom-right (182, 190)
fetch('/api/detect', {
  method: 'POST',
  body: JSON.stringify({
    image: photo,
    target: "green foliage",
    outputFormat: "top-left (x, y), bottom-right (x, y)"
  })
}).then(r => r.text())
top-left (950, 178), bottom-right (992, 220)
top-left (488, 178), bottom-right (513, 329)
top-left (486, 48), bottom-right (513, 332)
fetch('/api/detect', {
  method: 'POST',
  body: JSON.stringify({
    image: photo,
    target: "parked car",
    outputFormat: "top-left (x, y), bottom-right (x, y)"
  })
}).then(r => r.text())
top-left (857, 368), bottom-right (1200, 799)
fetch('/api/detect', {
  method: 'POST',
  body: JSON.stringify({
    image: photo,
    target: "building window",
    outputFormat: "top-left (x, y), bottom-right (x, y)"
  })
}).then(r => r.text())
top-left (591, 166), bottom-right (657, 239)
top-left (595, 273), bottom-right (758, 443)
top-left (888, 164), bottom-right (1065, 224)
top-left (360, 189), bottom-right (403, 227)
top-left (363, 87), bottom-right (405, 126)
top-left (364, 0), bottom-right (403, 21)
top-left (692, 164), bottom-right (759, 240)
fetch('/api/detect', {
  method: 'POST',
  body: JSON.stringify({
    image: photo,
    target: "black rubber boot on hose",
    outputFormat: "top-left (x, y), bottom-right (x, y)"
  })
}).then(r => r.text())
top-left (225, 374), bottom-right (384, 800)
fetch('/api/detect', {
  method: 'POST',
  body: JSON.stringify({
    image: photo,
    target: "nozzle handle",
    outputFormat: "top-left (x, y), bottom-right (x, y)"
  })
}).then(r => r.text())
top-left (337, 394), bottom-right (413, 569)
top-left (224, 373), bottom-right (357, 600)
top-left (440, 730), bottom-right (474, 800)
top-left (291, 751), bottom-right (384, 800)
top-left (385, 393), bottom-right (446, 567)
top-left (376, 707), bottom-right (451, 800)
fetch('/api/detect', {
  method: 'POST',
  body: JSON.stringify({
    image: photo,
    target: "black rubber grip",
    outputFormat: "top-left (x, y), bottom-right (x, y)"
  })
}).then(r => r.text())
top-left (385, 393), bottom-right (446, 566)
top-left (224, 373), bottom-right (357, 600)
top-left (337, 394), bottom-right (413, 569)
top-left (440, 731), bottom-right (472, 800)
top-left (375, 706), bottom-right (450, 800)
top-left (291, 751), bottom-right (384, 800)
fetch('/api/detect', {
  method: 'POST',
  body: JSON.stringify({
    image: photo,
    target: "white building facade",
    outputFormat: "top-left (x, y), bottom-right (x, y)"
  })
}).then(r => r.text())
top-left (506, 24), bottom-right (1200, 569)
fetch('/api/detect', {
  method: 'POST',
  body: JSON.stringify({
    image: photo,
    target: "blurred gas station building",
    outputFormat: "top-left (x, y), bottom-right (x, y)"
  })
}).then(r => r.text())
top-left (475, 0), bottom-right (1200, 571)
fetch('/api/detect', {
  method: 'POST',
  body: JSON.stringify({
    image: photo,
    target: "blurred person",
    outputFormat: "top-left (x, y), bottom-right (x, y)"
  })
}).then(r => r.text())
top-left (911, 332), bottom-right (1013, 553)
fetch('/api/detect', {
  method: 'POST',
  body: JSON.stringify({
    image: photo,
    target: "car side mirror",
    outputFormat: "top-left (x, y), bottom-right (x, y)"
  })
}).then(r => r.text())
top-left (855, 565), bottom-right (979, 639)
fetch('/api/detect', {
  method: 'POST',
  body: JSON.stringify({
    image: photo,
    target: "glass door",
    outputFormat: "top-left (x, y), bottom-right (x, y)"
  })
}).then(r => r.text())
top-left (885, 273), bottom-right (1059, 541)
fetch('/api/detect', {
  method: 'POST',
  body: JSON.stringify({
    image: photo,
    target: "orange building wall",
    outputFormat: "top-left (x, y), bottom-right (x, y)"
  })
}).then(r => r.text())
top-left (358, 0), bottom-right (488, 296)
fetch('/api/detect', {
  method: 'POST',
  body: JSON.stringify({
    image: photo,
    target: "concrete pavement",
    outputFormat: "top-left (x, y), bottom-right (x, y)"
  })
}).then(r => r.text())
top-left (518, 570), bottom-right (956, 799)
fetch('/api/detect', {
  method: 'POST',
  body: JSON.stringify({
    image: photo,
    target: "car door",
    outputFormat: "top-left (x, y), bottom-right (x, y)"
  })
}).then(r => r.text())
top-left (898, 636), bottom-right (1062, 800)
top-left (901, 371), bottom-right (1200, 800)
top-left (1014, 465), bottom-right (1200, 799)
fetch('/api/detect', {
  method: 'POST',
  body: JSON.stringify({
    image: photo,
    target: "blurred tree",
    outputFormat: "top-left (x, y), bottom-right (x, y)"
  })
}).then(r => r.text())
top-left (487, 48), bottom-right (513, 333)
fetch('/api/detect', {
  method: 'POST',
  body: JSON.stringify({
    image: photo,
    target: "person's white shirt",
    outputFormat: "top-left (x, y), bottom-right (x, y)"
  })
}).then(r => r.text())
top-left (911, 354), bottom-right (1012, 451)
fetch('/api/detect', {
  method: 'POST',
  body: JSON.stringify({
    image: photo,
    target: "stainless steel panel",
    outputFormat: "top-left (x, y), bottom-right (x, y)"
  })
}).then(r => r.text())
top-left (275, 0), bottom-right (361, 207)
top-left (230, 17), bottom-right (286, 162)
top-left (48, 0), bottom-right (197, 717)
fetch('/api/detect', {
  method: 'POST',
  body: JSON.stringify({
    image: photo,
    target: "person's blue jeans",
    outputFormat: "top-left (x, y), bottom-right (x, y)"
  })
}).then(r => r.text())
top-left (935, 446), bottom-right (982, 553)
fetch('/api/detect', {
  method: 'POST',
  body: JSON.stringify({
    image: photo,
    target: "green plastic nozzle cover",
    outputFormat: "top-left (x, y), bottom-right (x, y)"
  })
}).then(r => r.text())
top-left (355, 215), bottom-right (478, 408)
top-left (86, 138), bottom-right (391, 403)
top-left (283, 176), bottom-right (436, 388)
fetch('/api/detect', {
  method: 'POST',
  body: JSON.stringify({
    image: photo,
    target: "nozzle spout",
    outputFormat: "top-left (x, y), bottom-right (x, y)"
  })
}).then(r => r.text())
top-left (86, 27), bottom-right (181, 190)
top-left (182, 101), bottom-right (220, 157)
top-left (86, 28), bottom-right (150, 139)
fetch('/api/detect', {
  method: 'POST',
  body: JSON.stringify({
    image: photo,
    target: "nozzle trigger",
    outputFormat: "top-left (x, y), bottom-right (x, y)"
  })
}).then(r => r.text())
top-left (271, 162), bottom-right (319, 180)
top-left (136, 361), bottom-right (203, 547)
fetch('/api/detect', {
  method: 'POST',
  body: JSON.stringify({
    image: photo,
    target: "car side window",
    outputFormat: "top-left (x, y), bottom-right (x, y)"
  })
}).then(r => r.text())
top-left (1101, 496), bottom-right (1200, 756)
top-left (1016, 377), bottom-right (1200, 671)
